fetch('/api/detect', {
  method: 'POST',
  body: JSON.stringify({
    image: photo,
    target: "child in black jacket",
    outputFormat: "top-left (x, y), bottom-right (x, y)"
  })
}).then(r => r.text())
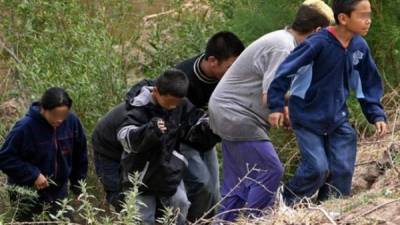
top-left (117, 69), bottom-right (218, 225)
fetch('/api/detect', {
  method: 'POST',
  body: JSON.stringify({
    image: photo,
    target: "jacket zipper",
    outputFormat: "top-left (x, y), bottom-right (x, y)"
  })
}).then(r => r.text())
top-left (53, 128), bottom-right (59, 179)
top-left (139, 161), bottom-right (150, 183)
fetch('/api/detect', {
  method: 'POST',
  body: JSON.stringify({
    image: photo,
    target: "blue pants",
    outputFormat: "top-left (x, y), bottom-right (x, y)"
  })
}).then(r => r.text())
top-left (218, 140), bottom-right (284, 222)
top-left (137, 181), bottom-right (190, 225)
top-left (180, 144), bottom-right (220, 221)
top-left (94, 152), bottom-right (121, 210)
top-left (283, 122), bottom-right (357, 205)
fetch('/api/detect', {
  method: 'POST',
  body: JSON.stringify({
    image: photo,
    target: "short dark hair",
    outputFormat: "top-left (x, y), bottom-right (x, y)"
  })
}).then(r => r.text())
top-left (40, 87), bottom-right (73, 110)
top-left (204, 31), bottom-right (245, 61)
top-left (291, 5), bottom-right (331, 34)
top-left (332, 0), bottom-right (366, 24)
top-left (155, 69), bottom-right (189, 98)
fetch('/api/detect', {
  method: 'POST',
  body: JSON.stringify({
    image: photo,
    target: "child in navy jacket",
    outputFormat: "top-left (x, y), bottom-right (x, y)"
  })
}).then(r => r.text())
top-left (0, 87), bottom-right (88, 221)
top-left (267, 0), bottom-right (387, 205)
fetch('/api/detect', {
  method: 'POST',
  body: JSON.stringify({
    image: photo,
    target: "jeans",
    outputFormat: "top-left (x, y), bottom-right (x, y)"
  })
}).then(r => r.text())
top-left (180, 144), bottom-right (220, 221)
top-left (94, 152), bottom-right (122, 210)
top-left (283, 122), bottom-right (357, 205)
top-left (218, 140), bottom-right (284, 222)
top-left (137, 181), bottom-right (190, 225)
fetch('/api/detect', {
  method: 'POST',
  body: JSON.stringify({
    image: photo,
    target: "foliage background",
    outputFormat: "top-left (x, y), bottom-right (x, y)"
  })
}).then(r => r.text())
top-left (0, 0), bottom-right (399, 223)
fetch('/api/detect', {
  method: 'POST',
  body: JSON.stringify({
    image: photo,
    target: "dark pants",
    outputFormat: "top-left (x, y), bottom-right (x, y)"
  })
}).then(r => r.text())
top-left (93, 152), bottom-right (122, 211)
top-left (283, 122), bottom-right (357, 205)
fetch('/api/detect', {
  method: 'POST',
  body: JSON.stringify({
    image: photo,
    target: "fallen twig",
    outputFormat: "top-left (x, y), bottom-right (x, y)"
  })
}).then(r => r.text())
top-left (0, 39), bottom-right (21, 64)
top-left (360, 199), bottom-right (400, 218)
top-left (343, 199), bottom-right (400, 223)
top-left (355, 160), bottom-right (376, 167)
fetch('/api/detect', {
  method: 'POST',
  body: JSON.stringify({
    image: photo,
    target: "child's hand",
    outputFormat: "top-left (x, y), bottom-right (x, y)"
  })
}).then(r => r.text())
top-left (374, 121), bottom-right (387, 138)
top-left (156, 118), bottom-right (167, 133)
top-left (34, 173), bottom-right (49, 190)
top-left (283, 106), bottom-right (291, 129)
top-left (268, 112), bottom-right (285, 128)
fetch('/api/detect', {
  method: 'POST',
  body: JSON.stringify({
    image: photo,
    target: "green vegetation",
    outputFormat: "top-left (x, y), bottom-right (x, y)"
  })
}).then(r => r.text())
top-left (0, 0), bottom-right (399, 223)
top-left (0, 0), bottom-right (128, 131)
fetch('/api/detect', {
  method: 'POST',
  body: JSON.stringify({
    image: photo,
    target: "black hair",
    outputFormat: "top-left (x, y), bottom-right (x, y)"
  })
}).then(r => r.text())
top-left (332, 0), bottom-right (366, 24)
top-left (291, 4), bottom-right (331, 34)
top-left (40, 87), bottom-right (73, 110)
top-left (155, 69), bottom-right (189, 98)
top-left (204, 31), bottom-right (245, 61)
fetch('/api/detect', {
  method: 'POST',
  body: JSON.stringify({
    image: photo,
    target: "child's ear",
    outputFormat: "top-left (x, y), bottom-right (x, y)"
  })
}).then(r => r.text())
top-left (337, 13), bottom-right (349, 25)
top-left (207, 56), bottom-right (220, 66)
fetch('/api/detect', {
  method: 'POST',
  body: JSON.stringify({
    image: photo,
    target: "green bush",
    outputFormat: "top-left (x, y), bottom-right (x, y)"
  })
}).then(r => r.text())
top-left (0, 0), bottom-right (127, 131)
top-left (211, 0), bottom-right (302, 44)
top-left (364, 0), bottom-right (400, 88)
top-left (135, 0), bottom-right (227, 78)
top-left (0, 0), bottom-right (399, 223)
top-left (0, 174), bottom-right (167, 224)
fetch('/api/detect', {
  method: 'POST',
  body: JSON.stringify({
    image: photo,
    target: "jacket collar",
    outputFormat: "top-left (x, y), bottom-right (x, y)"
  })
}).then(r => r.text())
top-left (128, 86), bottom-right (156, 107)
top-left (321, 28), bottom-right (361, 51)
top-left (193, 54), bottom-right (218, 84)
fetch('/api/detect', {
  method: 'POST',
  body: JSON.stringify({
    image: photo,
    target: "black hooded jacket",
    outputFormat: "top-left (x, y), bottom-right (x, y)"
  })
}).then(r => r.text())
top-left (92, 80), bottom-right (155, 161)
top-left (119, 82), bottom-right (192, 197)
top-left (92, 80), bottom-right (219, 196)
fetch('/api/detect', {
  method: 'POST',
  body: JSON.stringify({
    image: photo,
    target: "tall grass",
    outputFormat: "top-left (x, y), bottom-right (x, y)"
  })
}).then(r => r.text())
top-left (211, 0), bottom-right (302, 44)
top-left (0, 0), bottom-right (127, 131)
top-left (133, 0), bottom-right (227, 79)
top-left (0, 0), bottom-right (399, 223)
top-left (0, 174), bottom-right (165, 224)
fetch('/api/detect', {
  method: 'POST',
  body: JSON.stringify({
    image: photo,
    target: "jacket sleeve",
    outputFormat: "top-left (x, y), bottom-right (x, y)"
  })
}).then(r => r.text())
top-left (186, 118), bottom-right (221, 152)
top-left (0, 125), bottom-right (40, 186)
top-left (267, 40), bottom-right (318, 113)
top-left (179, 101), bottom-right (220, 152)
top-left (356, 47), bottom-right (386, 123)
top-left (118, 115), bottom-right (163, 192)
top-left (117, 115), bottom-right (163, 155)
top-left (69, 116), bottom-right (88, 194)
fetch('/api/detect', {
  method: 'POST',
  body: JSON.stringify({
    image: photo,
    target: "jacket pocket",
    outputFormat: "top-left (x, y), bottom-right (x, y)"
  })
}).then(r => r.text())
top-left (143, 150), bottom-right (187, 197)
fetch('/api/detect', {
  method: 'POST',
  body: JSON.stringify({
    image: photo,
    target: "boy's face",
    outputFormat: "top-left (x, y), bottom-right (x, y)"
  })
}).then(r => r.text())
top-left (341, 0), bottom-right (372, 36)
top-left (153, 88), bottom-right (183, 111)
top-left (207, 56), bottom-right (237, 80)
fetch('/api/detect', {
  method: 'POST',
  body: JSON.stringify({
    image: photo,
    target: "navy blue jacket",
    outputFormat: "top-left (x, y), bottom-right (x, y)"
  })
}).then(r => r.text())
top-left (0, 102), bottom-right (88, 201)
top-left (267, 28), bottom-right (386, 134)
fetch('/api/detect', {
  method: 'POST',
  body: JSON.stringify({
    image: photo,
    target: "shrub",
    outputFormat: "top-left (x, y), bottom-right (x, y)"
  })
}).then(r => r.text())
top-left (0, 0), bottom-right (127, 131)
